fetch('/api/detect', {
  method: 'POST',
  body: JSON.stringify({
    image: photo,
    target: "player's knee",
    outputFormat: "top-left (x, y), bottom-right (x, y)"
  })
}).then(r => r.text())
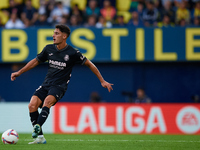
top-left (43, 100), bottom-right (52, 108)
top-left (43, 97), bottom-right (56, 108)
top-left (28, 103), bottom-right (38, 112)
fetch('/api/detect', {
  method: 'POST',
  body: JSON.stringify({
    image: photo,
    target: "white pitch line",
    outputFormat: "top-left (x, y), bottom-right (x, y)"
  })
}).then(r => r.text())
top-left (24, 139), bottom-right (200, 143)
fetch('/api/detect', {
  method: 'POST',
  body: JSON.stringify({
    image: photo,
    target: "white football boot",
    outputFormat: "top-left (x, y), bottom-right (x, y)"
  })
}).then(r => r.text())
top-left (28, 136), bottom-right (46, 144)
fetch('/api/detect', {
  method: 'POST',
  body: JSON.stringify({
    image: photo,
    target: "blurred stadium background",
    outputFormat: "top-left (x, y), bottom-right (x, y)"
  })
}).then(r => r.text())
top-left (0, 0), bottom-right (200, 135)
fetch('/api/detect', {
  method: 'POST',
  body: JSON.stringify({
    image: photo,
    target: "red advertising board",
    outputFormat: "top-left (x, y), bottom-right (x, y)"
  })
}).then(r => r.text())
top-left (53, 103), bottom-right (200, 134)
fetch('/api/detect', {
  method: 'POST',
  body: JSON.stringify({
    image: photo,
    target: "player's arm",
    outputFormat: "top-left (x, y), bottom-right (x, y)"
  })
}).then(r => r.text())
top-left (11, 58), bottom-right (39, 81)
top-left (84, 59), bottom-right (113, 92)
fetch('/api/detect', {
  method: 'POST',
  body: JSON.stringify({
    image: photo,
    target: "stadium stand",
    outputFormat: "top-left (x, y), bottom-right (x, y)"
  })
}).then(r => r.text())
top-left (0, 0), bottom-right (199, 28)
top-left (71, 0), bottom-right (87, 11)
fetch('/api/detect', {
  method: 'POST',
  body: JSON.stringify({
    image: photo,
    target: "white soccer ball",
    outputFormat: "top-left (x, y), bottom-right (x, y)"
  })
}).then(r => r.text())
top-left (1, 129), bottom-right (19, 144)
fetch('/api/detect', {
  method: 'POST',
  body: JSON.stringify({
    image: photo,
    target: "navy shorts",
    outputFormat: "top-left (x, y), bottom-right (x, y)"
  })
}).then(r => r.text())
top-left (33, 85), bottom-right (66, 107)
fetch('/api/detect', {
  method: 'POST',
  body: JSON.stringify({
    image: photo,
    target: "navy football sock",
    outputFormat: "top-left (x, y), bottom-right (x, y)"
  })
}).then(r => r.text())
top-left (37, 106), bottom-right (50, 127)
top-left (30, 111), bottom-right (39, 126)
top-left (30, 111), bottom-right (43, 135)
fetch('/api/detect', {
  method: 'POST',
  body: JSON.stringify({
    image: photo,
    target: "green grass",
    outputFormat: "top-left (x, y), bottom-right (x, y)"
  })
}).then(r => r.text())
top-left (1, 134), bottom-right (200, 150)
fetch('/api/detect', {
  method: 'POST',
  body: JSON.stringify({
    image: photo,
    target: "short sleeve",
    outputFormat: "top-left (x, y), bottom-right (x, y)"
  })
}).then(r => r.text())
top-left (36, 46), bottom-right (48, 62)
top-left (74, 50), bottom-right (87, 65)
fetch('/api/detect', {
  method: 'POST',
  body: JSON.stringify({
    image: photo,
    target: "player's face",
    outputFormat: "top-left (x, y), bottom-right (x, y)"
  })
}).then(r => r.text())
top-left (52, 28), bottom-right (67, 45)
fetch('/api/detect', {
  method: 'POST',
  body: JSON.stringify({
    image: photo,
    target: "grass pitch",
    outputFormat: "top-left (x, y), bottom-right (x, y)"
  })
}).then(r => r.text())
top-left (1, 134), bottom-right (200, 150)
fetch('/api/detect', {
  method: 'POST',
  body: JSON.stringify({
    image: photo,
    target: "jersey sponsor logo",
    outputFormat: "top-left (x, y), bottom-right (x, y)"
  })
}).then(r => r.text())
top-left (64, 55), bottom-right (69, 61)
top-left (49, 60), bottom-right (66, 67)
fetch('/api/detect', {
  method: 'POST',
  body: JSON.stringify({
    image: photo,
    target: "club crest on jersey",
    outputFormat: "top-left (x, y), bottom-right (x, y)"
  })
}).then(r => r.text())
top-left (64, 55), bottom-right (69, 61)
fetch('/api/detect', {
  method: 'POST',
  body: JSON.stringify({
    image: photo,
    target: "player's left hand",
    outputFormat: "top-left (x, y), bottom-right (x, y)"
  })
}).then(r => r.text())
top-left (101, 81), bottom-right (113, 92)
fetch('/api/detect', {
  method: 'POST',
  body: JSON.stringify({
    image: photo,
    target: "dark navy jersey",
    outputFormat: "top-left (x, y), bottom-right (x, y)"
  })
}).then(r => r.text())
top-left (36, 44), bottom-right (87, 90)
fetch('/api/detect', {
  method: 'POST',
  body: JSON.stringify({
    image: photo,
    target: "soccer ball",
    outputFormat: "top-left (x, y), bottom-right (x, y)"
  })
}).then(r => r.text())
top-left (1, 129), bottom-right (19, 144)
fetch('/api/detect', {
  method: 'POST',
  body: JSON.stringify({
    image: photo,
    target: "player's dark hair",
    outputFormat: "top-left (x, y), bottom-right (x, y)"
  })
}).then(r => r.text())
top-left (55, 24), bottom-right (71, 37)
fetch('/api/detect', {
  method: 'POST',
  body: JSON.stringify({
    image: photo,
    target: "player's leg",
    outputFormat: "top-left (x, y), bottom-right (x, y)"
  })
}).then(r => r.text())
top-left (31, 95), bottom-right (56, 140)
top-left (28, 96), bottom-right (45, 135)
top-left (28, 96), bottom-right (42, 112)
top-left (36, 86), bottom-right (65, 129)
top-left (32, 86), bottom-right (65, 139)
top-left (36, 95), bottom-right (56, 128)
top-left (28, 96), bottom-right (47, 144)
top-left (29, 86), bottom-right (48, 144)
top-left (28, 96), bottom-right (42, 126)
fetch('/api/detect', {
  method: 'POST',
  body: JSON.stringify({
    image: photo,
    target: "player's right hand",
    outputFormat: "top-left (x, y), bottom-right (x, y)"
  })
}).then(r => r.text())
top-left (11, 72), bottom-right (21, 81)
